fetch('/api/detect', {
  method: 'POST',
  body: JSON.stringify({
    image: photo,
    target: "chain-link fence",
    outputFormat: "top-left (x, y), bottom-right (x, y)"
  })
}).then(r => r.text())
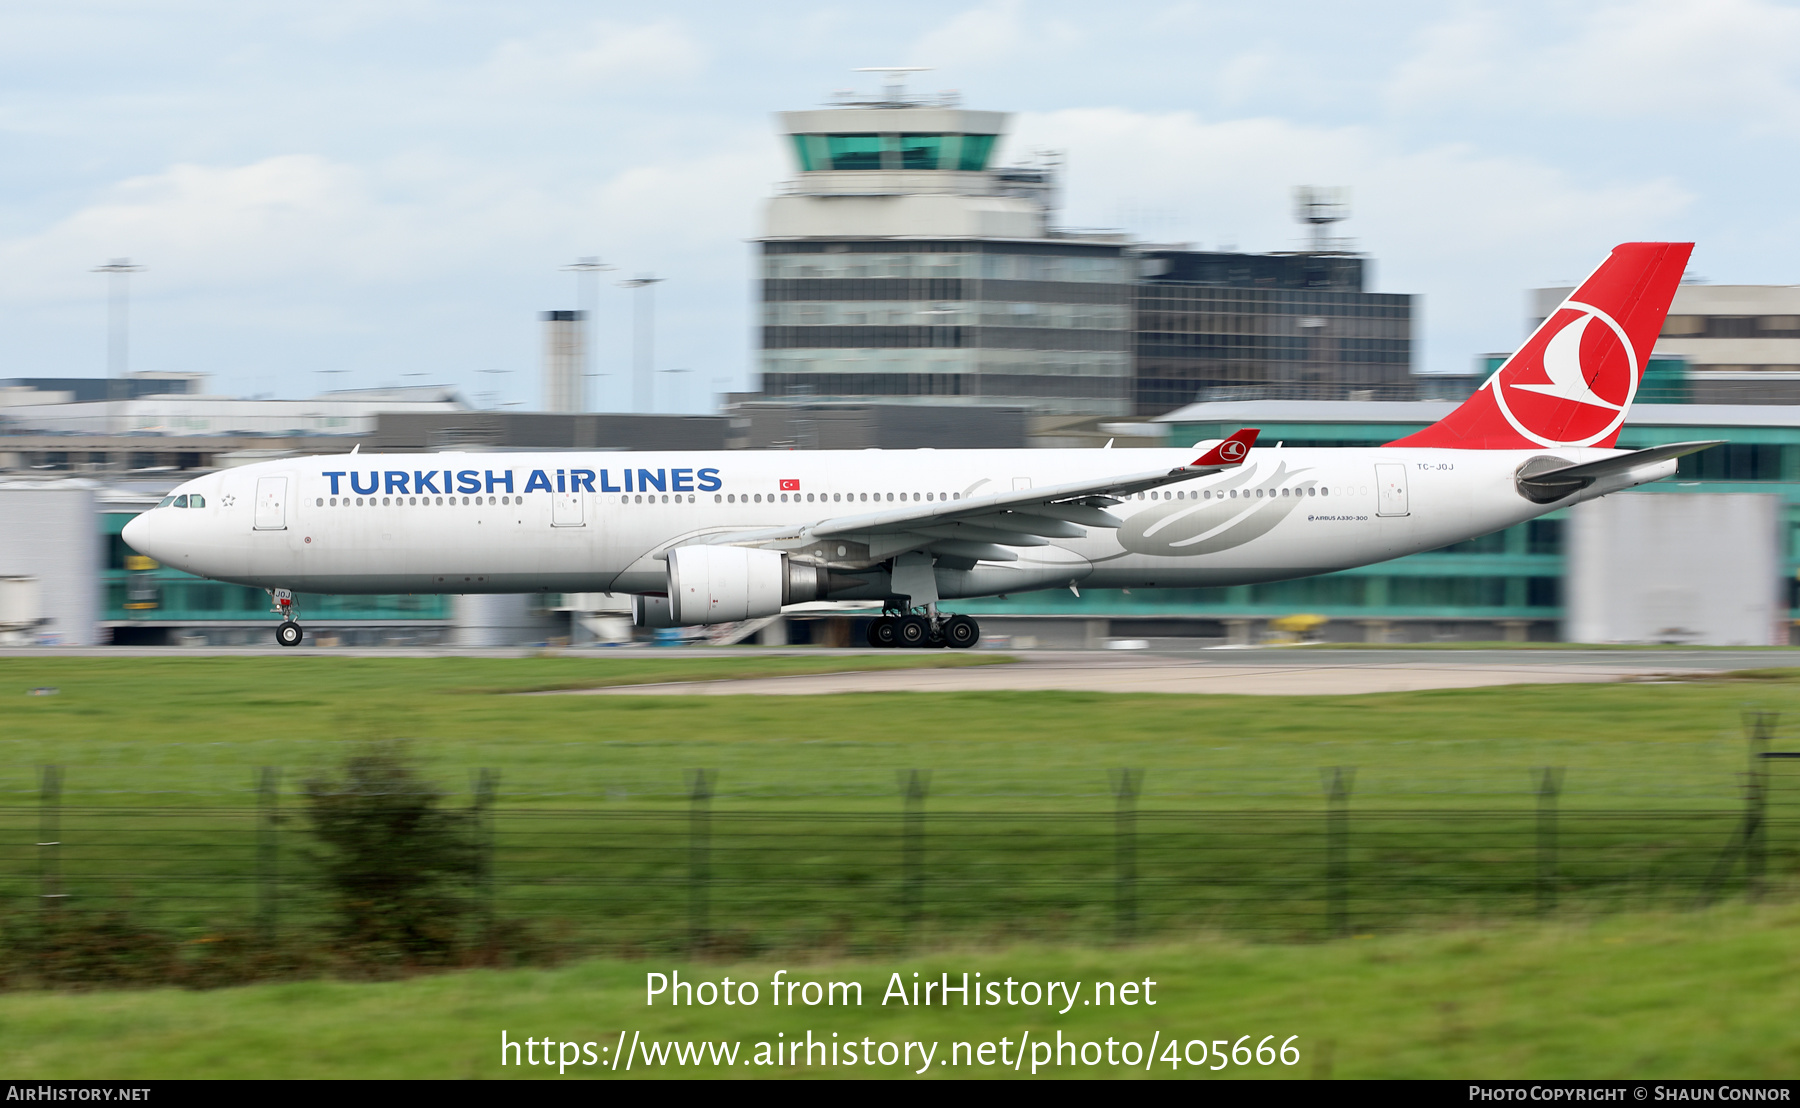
top-left (4, 757), bottom-right (1797, 958)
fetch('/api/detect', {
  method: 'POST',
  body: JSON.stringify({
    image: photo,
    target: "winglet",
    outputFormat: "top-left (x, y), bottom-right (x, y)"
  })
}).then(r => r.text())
top-left (1191, 428), bottom-right (1258, 468)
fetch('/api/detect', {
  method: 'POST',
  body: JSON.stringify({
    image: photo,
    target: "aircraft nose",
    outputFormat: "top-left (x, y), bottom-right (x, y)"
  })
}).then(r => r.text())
top-left (121, 511), bottom-right (158, 560)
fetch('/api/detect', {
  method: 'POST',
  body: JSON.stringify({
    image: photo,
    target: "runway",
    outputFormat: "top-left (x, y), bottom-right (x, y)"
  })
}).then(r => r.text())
top-left (546, 647), bottom-right (1798, 698)
top-left (6, 643), bottom-right (1794, 696)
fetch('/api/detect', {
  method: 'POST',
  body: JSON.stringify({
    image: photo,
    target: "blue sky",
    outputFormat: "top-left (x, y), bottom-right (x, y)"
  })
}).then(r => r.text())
top-left (1, 0), bottom-right (1795, 410)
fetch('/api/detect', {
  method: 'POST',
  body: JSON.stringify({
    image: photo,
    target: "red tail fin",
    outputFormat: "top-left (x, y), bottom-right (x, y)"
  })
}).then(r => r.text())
top-left (1388, 242), bottom-right (1692, 449)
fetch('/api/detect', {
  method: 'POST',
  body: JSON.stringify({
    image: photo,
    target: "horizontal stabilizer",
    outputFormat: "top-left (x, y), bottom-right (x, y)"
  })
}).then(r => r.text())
top-left (1516, 440), bottom-right (1722, 503)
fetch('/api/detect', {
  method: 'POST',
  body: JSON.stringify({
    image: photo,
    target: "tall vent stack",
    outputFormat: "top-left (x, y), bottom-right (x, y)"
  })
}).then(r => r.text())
top-left (541, 309), bottom-right (586, 413)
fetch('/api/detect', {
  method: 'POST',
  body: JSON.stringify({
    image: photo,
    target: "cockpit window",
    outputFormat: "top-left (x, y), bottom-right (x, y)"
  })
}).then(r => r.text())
top-left (188, 494), bottom-right (205, 508)
top-left (172, 495), bottom-right (188, 508)
top-left (157, 496), bottom-right (176, 508)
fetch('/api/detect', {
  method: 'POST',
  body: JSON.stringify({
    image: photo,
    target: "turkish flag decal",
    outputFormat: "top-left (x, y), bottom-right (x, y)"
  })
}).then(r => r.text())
top-left (779, 479), bottom-right (800, 491)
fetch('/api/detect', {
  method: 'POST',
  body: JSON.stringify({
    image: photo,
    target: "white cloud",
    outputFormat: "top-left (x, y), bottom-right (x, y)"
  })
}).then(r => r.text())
top-left (485, 18), bottom-right (710, 91)
top-left (909, 0), bottom-right (1084, 74)
top-left (1387, 0), bottom-right (1800, 130)
top-left (0, 130), bottom-right (780, 401)
top-left (0, 120), bottom-right (778, 294)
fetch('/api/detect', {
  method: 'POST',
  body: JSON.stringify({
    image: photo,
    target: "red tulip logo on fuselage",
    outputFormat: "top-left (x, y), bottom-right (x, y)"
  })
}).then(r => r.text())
top-left (1489, 303), bottom-right (1637, 448)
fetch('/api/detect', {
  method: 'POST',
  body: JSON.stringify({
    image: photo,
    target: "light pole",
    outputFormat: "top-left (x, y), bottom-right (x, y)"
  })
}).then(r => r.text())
top-left (619, 274), bottom-right (666, 413)
top-left (479, 368), bottom-right (513, 410)
top-left (92, 258), bottom-right (143, 435)
top-left (562, 256), bottom-right (613, 410)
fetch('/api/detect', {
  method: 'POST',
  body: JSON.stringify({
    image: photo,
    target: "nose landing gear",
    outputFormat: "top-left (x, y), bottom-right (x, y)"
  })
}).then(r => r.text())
top-left (269, 588), bottom-right (304, 648)
top-left (866, 607), bottom-right (979, 649)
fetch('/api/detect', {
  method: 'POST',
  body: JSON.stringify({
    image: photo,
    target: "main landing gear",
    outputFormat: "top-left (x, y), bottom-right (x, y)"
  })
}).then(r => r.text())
top-left (865, 606), bottom-right (980, 650)
top-left (269, 588), bottom-right (304, 648)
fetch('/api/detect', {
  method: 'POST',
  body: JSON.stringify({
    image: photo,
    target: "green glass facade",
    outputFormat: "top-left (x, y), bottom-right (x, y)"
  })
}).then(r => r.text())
top-left (957, 517), bottom-right (1563, 625)
top-left (101, 511), bottom-right (449, 627)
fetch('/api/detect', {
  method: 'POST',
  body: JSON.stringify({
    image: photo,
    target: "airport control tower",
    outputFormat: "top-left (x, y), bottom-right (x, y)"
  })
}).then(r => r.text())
top-left (756, 70), bottom-right (1134, 416)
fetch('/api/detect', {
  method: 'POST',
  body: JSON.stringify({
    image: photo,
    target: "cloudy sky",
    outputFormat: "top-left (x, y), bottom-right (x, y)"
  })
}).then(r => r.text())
top-left (1, 0), bottom-right (1794, 411)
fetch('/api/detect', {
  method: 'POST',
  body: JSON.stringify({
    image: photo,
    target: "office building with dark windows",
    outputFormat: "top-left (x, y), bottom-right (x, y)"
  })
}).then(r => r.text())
top-left (1132, 249), bottom-right (1415, 415)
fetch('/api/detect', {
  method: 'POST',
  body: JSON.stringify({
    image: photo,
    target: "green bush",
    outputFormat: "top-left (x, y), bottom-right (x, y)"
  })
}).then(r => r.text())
top-left (301, 744), bottom-right (484, 966)
top-left (7, 911), bottom-right (178, 989)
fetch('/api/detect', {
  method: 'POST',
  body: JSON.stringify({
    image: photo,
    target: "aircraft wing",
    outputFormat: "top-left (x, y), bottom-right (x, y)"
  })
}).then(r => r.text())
top-left (686, 429), bottom-right (1259, 568)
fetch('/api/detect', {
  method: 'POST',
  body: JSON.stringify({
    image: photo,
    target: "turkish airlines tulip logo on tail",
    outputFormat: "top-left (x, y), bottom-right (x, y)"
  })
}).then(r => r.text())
top-left (1218, 440), bottom-right (1247, 461)
top-left (1488, 301), bottom-right (1638, 448)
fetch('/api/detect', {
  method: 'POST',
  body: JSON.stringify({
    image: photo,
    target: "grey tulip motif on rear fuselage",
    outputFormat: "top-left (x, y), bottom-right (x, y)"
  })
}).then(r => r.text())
top-left (1117, 461), bottom-right (1317, 556)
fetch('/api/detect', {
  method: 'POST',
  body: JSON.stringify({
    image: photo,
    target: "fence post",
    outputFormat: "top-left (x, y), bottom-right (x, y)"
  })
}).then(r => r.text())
top-left (38, 765), bottom-right (62, 916)
top-left (1534, 767), bottom-right (1564, 916)
top-left (1745, 712), bottom-right (1773, 902)
top-left (899, 770), bottom-right (931, 938)
top-left (255, 767), bottom-right (280, 943)
top-left (1109, 769), bottom-right (1143, 942)
top-left (1322, 767), bottom-right (1354, 938)
top-left (1698, 710), bottom-right (1778, 908)
top-left (472, 768), bottom-right (499, 942)
top-left (686, 769), bottom-right (715, 953)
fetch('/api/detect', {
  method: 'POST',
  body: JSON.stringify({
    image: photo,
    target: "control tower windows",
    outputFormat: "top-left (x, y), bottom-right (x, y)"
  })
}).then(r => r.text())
top-left (953, 134), bottom-right (995, 171)
top-left (790, 133), bottom-right (1000, 172)
top-left (824, 134), bottom-right (883, 170)
top-left (899, 133), bottom-right (942, 169)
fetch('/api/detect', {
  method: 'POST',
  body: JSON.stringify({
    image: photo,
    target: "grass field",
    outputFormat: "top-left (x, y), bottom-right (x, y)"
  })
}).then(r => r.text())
top-left (2, 901), bottom-right (1796, 1079)
top-left (3, 656), bottom-right (1800, 949)
top-left (3, 654), bottom-right (1799, 1077)
top-left (3, 653), bottom-right (1799, 805)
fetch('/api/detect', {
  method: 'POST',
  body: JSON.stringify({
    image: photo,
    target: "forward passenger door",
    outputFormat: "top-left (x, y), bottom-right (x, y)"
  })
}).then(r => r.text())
top-left (552, 489), bottom-right (585, 527)
top-left (254, 476), bottom-right (288, 530)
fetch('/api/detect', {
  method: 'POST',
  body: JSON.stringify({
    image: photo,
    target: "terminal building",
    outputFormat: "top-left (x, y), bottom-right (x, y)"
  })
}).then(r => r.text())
top-left (757, 80), bottom-right (1136, 415)
top-left (753, 77), bottom-right (1416, 417)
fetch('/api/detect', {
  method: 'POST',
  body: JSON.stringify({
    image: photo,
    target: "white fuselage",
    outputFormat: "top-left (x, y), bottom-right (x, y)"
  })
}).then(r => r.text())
top-left (121, 446), bottom-right (1669, 602)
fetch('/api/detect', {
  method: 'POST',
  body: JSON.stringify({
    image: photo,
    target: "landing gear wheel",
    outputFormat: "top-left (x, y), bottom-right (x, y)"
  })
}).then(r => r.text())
top-left (896, 614), bottom-right (930, 648)
top-left (867, 617), bottom-right (899, 648)
top-left (276, 621), bottom-right (304, 648)
top-left (944, 615), bottom-right (980, 649)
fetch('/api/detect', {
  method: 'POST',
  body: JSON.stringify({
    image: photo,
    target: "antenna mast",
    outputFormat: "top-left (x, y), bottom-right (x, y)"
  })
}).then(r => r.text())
top-left (851, 66), bottom-right (933, 106)
top-left (1292, 187), bottom-right (1351, 254)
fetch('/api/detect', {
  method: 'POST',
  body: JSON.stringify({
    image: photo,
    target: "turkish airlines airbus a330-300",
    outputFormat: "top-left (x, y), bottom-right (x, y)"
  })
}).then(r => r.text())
top-left (123, 242), bottom-right (1721, 649)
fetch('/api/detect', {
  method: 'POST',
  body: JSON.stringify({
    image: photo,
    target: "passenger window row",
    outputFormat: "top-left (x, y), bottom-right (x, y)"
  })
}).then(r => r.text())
top-left (1130, 486), bottom-right (1333, 501)
top-left (718, 491), bottom-right (955, 505)
top-left (287, 484), bottom-right (1353, 513)
top-left (618, 492), bottom-right (960, 505)
top-left (315, 495), bottom-right (529, 508)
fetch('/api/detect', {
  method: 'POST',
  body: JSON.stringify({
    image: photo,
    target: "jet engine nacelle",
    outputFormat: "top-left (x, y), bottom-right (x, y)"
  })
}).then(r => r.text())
top-left (662, 545), bottom-right (826, 626)
top-left (631, 593), bottom-right (676, 629)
